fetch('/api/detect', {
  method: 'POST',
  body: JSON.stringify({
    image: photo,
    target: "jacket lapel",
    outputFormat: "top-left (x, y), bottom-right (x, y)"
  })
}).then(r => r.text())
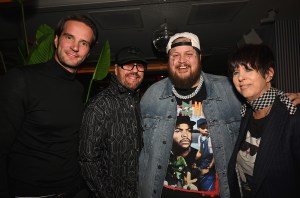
top-left (235, 110), bottom-right (251, 155)
top-left (251, 100), bottom-right (289, 196)
top-left (228, 110), bottom-right (250, 175)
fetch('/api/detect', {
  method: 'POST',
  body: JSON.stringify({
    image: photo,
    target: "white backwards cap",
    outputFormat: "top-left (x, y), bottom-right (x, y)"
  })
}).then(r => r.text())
top-left (166, 32), bottom-right (201, 53)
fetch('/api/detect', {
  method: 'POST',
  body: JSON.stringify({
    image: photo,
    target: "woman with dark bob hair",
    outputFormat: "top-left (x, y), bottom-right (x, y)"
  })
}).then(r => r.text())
top-left (227, 44), bottom-right (300, 198)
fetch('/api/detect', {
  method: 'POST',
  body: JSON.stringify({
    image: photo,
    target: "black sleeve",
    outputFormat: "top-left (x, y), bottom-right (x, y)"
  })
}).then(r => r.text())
top-left (0, 68), bottom-right (26, 197)
top-left (79, 99), bottom-right (106, 197)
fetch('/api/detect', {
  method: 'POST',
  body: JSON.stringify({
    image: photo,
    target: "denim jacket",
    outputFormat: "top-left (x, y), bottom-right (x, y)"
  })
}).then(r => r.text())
top-left (139, 72), bottom-right (242, 198)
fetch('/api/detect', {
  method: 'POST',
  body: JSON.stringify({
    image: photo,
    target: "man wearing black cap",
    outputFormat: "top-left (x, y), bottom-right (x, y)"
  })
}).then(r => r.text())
top-left (79, 46), bottom-right (147, 198)
top-left (172, 116), bottom-right (196, 158)
top-left (164, 116), bottom-right (199, 189)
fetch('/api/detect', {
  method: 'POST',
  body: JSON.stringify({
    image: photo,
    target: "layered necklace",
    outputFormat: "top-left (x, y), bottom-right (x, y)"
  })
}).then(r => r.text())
top-left (172, 75), bottom-right (203, 99)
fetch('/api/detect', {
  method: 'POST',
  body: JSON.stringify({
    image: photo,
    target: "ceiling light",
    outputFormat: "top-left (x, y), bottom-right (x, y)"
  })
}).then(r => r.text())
top-left (152, 19), bottom-right (175, 54)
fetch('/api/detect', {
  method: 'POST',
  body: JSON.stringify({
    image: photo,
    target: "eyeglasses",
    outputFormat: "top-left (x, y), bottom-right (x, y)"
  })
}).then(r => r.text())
top-left (119, 63), bottom-right (146, 72)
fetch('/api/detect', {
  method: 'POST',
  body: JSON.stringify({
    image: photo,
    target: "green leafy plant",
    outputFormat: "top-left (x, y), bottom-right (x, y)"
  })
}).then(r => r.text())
top-left (85, 40), bottom-right (111, 103)
top-left (23, 24), bottom-right (55, 65)
top-left (14, 0), bottom-right (55, 65)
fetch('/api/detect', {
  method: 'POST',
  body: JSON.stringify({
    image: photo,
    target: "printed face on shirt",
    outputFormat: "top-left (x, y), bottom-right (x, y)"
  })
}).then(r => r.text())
top-left (198, 123), bottom-right (208, 136)
top-left (54, 20), bottom-right (94, 73)
top-left (115, 63), bottom-right (144, 90)
top-left (168, 37), bottom-right (202, 89)
top-left (173, 123), bottom-right (192, 150)
top-left (232, 64), bottom-right (274, 101)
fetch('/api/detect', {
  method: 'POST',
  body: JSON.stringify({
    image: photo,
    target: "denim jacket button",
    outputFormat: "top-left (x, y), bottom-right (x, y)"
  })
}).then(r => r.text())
top-left (158, 165), bottom-right (162, 169)
top-left (167, 115), bottom-right (172, 118)
top-left (162, 140), bottom-right (166, 144)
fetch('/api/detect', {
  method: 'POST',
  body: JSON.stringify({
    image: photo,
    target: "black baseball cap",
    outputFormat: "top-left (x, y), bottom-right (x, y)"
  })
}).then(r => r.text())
top-left (197, 118), bottom-right (207, 128)
top-left (176, 116), bottom-right (196, 129)
top-left (115, 46), bottom-right (148, 66)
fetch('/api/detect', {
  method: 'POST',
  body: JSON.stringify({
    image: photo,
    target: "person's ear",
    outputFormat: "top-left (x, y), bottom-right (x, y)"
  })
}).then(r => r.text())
top-left (114, 64), bottom-right (118, 76)
top-left (54, 35), bottom-right (58, 48)
top-left (266, 67), bottom-right (275, 82)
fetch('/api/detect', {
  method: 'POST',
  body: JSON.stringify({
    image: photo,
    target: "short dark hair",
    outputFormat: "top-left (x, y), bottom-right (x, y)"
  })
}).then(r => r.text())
top-left (228, 44), bottom-right (275, 78)
top-left (55, 14), bottom-right (98, 48)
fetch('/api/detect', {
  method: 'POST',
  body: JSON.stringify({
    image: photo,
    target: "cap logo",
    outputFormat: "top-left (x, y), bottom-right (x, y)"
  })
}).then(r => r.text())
top-left (128, 47), bottom-right (141, 55)
top-left (116, 46), bottom-right (148, 66)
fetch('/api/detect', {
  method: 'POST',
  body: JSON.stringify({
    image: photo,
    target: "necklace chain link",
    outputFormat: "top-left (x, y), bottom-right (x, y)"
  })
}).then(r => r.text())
top-left (172, 75), bottom-right (203, 99)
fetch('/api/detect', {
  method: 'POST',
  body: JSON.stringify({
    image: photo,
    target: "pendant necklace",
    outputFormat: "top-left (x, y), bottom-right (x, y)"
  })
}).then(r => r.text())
top-left (172, 75), bottom-right (203, 99)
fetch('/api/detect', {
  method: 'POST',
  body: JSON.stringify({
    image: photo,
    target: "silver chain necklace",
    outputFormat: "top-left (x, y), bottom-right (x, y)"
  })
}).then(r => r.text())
top-left (172, 75), bottom-right (203, 99)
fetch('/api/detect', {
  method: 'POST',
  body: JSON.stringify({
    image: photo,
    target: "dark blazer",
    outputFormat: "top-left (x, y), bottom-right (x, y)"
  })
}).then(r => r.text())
top-left (227, 98), bottom-right (300, 198)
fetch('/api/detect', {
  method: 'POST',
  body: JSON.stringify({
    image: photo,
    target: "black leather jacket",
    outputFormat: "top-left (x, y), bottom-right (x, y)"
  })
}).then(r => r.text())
top-left (79, 74), bottom-right (143, 198)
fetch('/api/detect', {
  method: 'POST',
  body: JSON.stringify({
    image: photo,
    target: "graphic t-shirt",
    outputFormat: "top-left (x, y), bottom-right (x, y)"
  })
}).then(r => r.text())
top-left (162, 84), bottom-right (220, 197)
top-left (236, 115), bottom-right (266, 197)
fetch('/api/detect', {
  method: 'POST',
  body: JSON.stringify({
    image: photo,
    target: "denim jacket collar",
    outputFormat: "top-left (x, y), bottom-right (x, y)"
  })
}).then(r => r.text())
top-left (159, 78), bottom-right (174, 99)
top-left (202, 72), bottom-right (221, 100)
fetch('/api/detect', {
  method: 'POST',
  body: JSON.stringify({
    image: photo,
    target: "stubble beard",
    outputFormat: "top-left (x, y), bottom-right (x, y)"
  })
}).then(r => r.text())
top-left (55, 45), bottom-right (82, 71)
top-left (168, 63), bottom-right (201, 89)
top-left (123, 72), bottom-right (142, 90)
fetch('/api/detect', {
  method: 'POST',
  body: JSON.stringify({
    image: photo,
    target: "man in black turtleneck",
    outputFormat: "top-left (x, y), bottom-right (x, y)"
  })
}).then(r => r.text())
top-left (0, 14), bottom-right (98, 198)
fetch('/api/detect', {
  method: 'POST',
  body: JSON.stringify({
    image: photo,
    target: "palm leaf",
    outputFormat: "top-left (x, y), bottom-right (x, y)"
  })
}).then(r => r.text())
top-left (26, 24), bottom-right (55, 65)
top-left (85, 40), bottom-right (111, 103)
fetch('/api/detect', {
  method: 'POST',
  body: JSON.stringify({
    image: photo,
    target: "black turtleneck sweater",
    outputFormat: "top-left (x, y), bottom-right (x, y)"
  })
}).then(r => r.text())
top-left (0, 59), bottom-right (84, 197)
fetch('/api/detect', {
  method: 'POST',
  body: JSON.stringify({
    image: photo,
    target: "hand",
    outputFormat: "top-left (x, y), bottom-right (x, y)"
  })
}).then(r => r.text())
top-left (286, 93), bottom-right (300, 105)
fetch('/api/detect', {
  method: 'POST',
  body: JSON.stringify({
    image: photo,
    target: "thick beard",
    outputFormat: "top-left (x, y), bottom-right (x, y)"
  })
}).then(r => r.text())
top-left (169, 63), bottom-right (201, 89)
top-left (172, 139), bottom-right (191, 155)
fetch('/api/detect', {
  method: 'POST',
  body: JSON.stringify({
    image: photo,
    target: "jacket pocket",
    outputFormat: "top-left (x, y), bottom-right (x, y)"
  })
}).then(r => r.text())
top-left (142, 117), bottom-right (160, 151)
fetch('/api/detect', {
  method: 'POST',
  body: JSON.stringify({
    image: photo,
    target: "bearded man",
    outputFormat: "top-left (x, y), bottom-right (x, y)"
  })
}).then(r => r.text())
top-left (138, 32), bottom-right (300, 198)
top-left (139, 32), bottom-right (243, 198)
